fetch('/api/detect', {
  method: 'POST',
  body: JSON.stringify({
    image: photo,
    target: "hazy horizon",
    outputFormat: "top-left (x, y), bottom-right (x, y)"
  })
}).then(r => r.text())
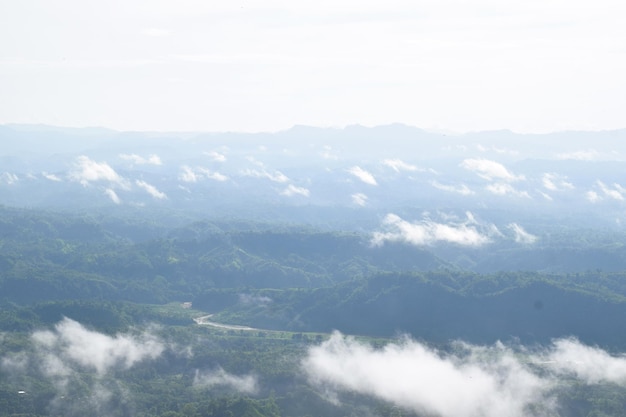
top-left (2, 1), bottom-right (625, 134)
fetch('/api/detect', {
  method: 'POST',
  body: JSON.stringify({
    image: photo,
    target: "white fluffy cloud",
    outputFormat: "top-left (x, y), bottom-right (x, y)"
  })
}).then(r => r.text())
top-left (70, 156), bottom-right (128, 188)
top-left (351, 193), bottom-right (368, 206)
top-left (586, 190), bottom-right (601, 203)
top-left (507, 223), bottom-right (538, 244)
top-left (597, 181), bottom-right (625, 201)
top-left (0, 318), bottom-right (167, 415)
top-left (544, 338), bottom-right (626, 384)
top-left (304, 333), bottom-right (548, 417)
top-left (135, 180), bottom-right (167, 199)
top-left (179, 166), bottom-right (228, 183)
top-left (119, 153), bottom-right (162, 165)
top-left (382, 158), bottom-right (419, 173)
top-left (304, 333), bottom-right (626, 417)
top-left (104, 188), bottom-right (121, 204)
top-left (486, 183), bottom-right (530, 198)
top-left (542, 173), bottom-right (574, 191)
top-left (32, 318), bottom-right (164, 376)
top-left (42, 172), bottom-right (62, 182)
top-left (281, 184), bottom-right (310, 197)
top-left (372, 213), bottom-right (490, 247)
top-left (1, 172), bottom-right (19, 185)
top-left (194, 368), bottom-right (258, 394)
top-left (348, 166), bottom-right (377, 185)
top-left (241, 169), bottom-right (289, 183)
top-left (460, 159), bottom-right (523, 182)
top-left (204, 151), bottom-right (227, 162)
top-left (431, 180), bottom-right (474, 195)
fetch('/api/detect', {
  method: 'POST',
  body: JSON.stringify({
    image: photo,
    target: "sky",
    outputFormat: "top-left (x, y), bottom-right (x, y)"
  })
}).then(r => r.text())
top-left (1, 0), bottom-right (625, 133)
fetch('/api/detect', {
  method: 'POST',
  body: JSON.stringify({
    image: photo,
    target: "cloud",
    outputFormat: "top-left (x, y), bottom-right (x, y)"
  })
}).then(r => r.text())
top-left (542, 173), bottom-right (574, 191)
top-left (281, 184), bottom-right (310, 197)
top-left (1, 318), bottom-right (167, 415)
top-left (304, 333), bottom-right (626, 417)
top-left (486, 183), bottom-right (530, 198)
top-left (179, 166), bottom-right (228, 183)
top-left (42, 172), bottom-right (62, 182)
top-left (1, 172), bottom-right (19, 185)
top-left (544, 338), bottom-right (626, 384)
top-left (304, 332), bottom-right (550, 417)
top-left (586, 190), bottom-right (601, 203)
top-left (104, 188), bottom-right (121, 204)
top-left (507, 223), bottom-right (537, 244)
top-left (179, 166), bottom-right (198, 183)
top-left (347, 166), bottom-right (377, 185)
top-left (135, 180), bottom-right (167, 199)
top-left (460, 159), bottom-right (523, 181)
top-left (204, 150), bottom-right (227, 162)
top-left (557, 149), bottom-right (600, 161)
top-left (597, 181), bottom-right (624, 201)
top-left (31, 318), bottom-right (164, 377)
top-left (539, 192), bottom-right (553, 201)
top-left (431, 180), bottom-right (474, 195)
top-left (241, 169), bottom-right (289, 183)
top-left (119, 153), bottom-right (162, 165)
top-left (194, 368), bottom-right (258, 394)
top-left (70, 156), bottom-right (128, 188)
top-left (372, 213), bottom-right (490, 247)
top-left (351, 193), bottom-right (368, 206)
top-left (196, 167), bottom-right (228, 182)
top-left (382, 158), bottom-right (419, 173)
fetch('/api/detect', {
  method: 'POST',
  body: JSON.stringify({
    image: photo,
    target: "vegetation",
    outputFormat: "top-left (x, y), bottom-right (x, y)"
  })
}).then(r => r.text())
top-left (2, 206), bottom-right (626, 416)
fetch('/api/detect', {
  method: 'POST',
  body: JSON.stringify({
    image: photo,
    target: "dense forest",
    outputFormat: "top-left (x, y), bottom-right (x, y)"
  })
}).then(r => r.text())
top-left (2, 206), bottom-right (626, 416)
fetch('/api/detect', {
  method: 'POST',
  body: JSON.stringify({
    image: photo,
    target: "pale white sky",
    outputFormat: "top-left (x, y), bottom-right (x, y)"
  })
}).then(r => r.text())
top-left (1, 0), bottom-right (625, 133)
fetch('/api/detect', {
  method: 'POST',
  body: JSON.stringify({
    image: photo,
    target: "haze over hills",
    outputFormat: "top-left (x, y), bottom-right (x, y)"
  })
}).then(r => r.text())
top-left (4, 124), bottom-right (626, 416)
top-left (3, 124), bottom-right (626, 271)
top-left (3, 124), bottom-right (626, 219)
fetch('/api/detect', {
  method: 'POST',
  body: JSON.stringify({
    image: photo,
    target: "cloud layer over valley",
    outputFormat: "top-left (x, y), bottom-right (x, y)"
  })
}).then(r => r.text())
top-left (304, 332), bottom-right (626, 417)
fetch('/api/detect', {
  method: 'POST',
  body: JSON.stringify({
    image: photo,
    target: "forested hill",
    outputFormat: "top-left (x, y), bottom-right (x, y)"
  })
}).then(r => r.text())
top-left (207, 272), bottom-right (626, 347)
top-left (2, 206), bottom-right (626, 348)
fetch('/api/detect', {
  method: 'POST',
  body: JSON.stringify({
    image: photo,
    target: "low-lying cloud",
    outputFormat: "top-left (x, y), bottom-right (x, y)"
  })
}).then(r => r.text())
top-left (42, 172), bottom-right (62, 182)
top-left (0, 318), bottom-right (167, 415)
top-left (70, 156), bottom-right (128, 188)
top-left (347, 166), bottom-right (377, 186)
top-left (542, 173), bottom-right (574, 191)
top-left (486, 182), bottom-right (530, 198)
top-left (507, 223), bottom-right (538, 244)
top-left (372, 213), bottom-right (490, 247)
top-left (135, 180), bottom-right (167, 199)
top-left (281, 184), bottom-right (310, 197)
top-left (597, 180), bottom-right (625, 201)
top-left (104, 188), bottom-right (121, 204)
top-left (461, 158), bottom-right (523, 182)
top-left (1, 172), bottom-right (19, 185)
top-left (431, 180), bottom-right (474, 195)
top-left (382, 159), bottom-right (419, 173)
top-left (351, 192), bottom-right (368, 206)
top-left (304, 332), bottom-right (626, 417)
top-left (241, 168), bottom-right (289, 183)
top-left (204, 150), bottom-right (227, 162)
top-left (32, 318), bottom-right (164, 376)
top-left (179, 165), bottom-right (228, 183)
top-left (119, 153), bottom-right (162, 166)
